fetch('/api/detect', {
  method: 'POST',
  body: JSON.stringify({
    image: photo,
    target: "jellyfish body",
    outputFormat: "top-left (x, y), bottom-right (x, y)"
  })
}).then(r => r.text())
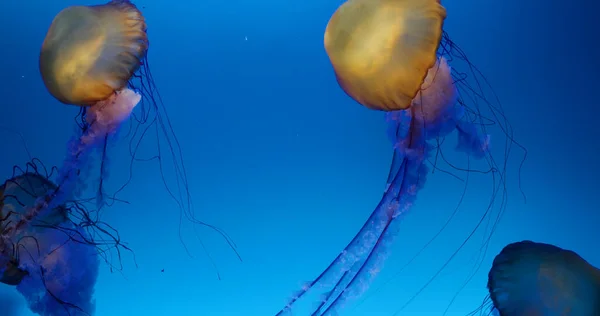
top-left (486, 241), bottom-right (600, 315)
top-left (275, 0), bottom-right (519, 314)
top-left (40, 0), bottom-right (144, 210)
top-left (38, 0), bottom-right (144, 209)
top-left (0, 89), bottom-right (139, 314)
top-left (5, 86), bottom-right (141, 316)
top-left (0, 171), bottom-right (100, 316)
top-left (0, 173), bottom-right (67, 287)
top-left (276, 55), bottom-right (489, 315)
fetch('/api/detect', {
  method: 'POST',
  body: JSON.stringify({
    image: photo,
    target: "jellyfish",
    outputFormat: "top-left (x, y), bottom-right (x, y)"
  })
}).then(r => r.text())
top-left (0, 162), bottom-right (106, 315)
top-left (39, 0), bottom-right (240, 275)
top-left (0, 155), bottom-right (135, 315)
top-left (0, 1), bottom-right (151, 313)
top-left (275, 0), bottom-right (525, 314)
top-left (472, 241), bottom-right (600, 315)
top-left (0, 123), bottom-right (140, 314)
top-left (39, 0), bottom-right (145, 210)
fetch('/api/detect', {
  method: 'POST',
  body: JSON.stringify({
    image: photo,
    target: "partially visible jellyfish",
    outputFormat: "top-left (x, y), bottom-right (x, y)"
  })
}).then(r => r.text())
top-left (1, 169), bottom-right (98, 315)
top-left (472, 241), bottom-right (600, 315)
top-left (276, 0), bottom-right (525, 314)
top-left (0, 158), bottom-right (136, 315)
top-left (39, 0), bottom-right (240, 275)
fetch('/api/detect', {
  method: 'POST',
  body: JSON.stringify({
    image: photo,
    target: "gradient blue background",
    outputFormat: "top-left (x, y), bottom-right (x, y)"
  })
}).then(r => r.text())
top-left (0, 0), bottom-right (598, 315)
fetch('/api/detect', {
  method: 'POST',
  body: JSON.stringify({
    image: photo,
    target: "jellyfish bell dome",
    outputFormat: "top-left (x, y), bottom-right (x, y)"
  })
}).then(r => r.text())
top-left (39, 0), bottom-right (148, 106)
top-left (487, 241), bottom-right (600, 315)
top-left (324, 0), bottom-right (446, 111)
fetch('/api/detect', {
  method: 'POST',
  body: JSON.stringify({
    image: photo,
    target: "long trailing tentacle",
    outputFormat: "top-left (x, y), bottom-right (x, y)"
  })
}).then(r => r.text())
top-left (0, 89), bottom-right (140, 315)
top-left (276, 61), bottom-right (497, 314)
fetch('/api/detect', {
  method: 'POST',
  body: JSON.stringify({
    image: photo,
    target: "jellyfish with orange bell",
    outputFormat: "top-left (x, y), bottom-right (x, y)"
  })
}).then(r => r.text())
top-left (40, 0), bottom-right (238, 267)
top-left (42, 0), bottom-right (237, 282)
top-left (276, 0), bottom-right (525, 314)
top-left (38, 0), bottom-right (148, 208)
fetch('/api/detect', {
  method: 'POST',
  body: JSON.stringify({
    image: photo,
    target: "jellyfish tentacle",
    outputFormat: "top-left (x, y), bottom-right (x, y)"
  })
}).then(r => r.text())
top-left (0, 90), bottom-right (139, 316)
top-left (315, 108), bottom-right (431, 314)
top-left (278, 113), bottom-right (420, 315)
top-left (310, 270), bottom-right (351, 316)
top-left (319, 155), bottom-right (429, 315)
top-left (276, 193), bottom-right (395, 315)
top-left (43, 89), bottom-right (140, 220)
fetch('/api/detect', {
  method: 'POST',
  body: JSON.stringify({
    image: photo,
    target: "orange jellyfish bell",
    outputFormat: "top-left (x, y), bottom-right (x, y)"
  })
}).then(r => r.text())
top-left (324, 0), bottom-right (446, 111)
top-left (39, 0), bottom-right (148, 106)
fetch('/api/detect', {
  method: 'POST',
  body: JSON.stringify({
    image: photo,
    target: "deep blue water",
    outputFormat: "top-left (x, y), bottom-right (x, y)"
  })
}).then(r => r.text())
top-left (0, 0), bottom-right (598, 315)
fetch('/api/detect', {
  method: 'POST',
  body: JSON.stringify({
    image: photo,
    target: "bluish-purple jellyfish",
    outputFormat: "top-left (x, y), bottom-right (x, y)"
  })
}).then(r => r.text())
top-left (0, 170), bottom-right (101, 316)
top-left (472, 241), bottom-right (600, 315)
top-left (0, 1), bottom-right (149, 313)
top-left (0, 87), bottom-right (139, 315)
top-left (0, 89), bottom-right (139, 315)
top-left (276, 0), bottom-right (525, 314)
